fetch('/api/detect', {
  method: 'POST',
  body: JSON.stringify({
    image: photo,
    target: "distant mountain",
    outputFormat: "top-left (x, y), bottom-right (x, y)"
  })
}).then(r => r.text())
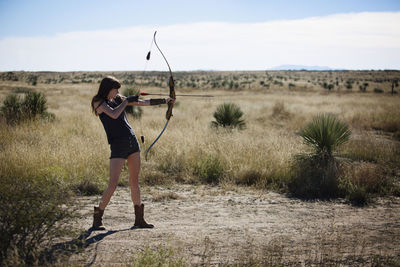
top-left (270, 65), bottom-right (335, 71)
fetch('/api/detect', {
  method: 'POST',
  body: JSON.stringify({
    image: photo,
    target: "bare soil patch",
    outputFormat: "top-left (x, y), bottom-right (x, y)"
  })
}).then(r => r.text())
top-left (61, 184), bottom-right (399, 265)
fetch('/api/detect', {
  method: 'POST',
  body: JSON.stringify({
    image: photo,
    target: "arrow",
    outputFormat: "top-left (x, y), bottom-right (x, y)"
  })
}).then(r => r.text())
top-left (139, 92), bottom-right (214, 97)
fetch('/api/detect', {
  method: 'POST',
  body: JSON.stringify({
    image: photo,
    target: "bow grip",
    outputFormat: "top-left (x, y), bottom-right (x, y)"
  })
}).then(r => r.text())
top-left (166, 76), bottom-right (175, 120)
top-left (166, 102), bottom-right (173, 120)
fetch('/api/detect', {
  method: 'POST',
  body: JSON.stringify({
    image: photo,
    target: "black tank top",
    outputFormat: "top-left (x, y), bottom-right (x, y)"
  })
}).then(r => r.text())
top-left (99, 97), bottom-right (135, 144)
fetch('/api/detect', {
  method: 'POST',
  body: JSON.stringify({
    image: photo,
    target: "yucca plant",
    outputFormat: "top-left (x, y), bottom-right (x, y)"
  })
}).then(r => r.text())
top-left (289, 114), bottom-right (351, 199)
top-left (123, 87), bottom-right (143, 119)
top-left (299, 113), bottom-right (351, 157)
top-left (211, 102), bottom-right (246, 130)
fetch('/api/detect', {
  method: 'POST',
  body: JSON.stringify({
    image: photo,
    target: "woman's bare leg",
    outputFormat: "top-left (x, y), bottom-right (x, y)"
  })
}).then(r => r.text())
top-left (127, 152), bottom-right (141, 206)
top-left (98, 158), bottom-right (125, 210)
top-left (127, 152), bottom-right (153, 228)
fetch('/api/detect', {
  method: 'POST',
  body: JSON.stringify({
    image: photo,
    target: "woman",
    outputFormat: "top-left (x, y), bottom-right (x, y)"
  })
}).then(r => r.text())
top-left (90, 76), bottom-right (174, 230)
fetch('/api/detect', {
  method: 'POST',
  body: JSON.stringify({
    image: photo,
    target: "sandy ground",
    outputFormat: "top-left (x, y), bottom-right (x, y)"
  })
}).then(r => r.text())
top-left (57, 184), bottom-right (400, 266)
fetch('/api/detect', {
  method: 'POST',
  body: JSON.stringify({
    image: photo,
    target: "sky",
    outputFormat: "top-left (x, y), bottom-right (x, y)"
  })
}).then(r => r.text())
top-left (0, 0), bottom-right (400, 71)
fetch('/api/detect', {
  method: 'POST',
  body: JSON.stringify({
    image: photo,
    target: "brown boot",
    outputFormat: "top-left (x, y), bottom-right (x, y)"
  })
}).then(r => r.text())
top-left (93, 207), bottom-right (106, 230)
top-left (133, 204), bottom-right (154, 228)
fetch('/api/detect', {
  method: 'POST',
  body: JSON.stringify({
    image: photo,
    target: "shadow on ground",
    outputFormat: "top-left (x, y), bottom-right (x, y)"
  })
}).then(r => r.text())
top-left (41, 227), bottom-right (132, 265)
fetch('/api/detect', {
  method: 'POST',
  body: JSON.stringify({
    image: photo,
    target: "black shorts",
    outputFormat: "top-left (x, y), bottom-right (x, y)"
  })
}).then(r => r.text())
top-left (110, 135), bottom-right (141, 159)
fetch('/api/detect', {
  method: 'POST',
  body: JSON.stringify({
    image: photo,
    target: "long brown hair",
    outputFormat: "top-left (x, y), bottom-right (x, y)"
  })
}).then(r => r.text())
top-left (91, 76), bottom-right (121, 115)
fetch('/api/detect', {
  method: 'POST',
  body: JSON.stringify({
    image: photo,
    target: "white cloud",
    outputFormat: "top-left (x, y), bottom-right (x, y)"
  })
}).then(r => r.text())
top-left (1, 12), bottom-right (399, 71)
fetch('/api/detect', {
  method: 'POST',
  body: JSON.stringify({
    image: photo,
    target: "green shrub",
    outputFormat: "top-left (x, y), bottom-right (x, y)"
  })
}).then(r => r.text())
top-left (0, 174), bottom-right (74, 265)
top-left (211, 102), bottom-right (245, 130)
top-left (123, 87), bottom-right (143, 119)
top-left (0, 94), bottom-right (23, 124)
top-left (346, 79), bottom-right (353, 90)
top-left (373, 88), bottom-right (384, 93)
top-left (27, 75), bottom-right (38, 86)
top-left (322, 82), bottom-right (334, 90)
top-left (1, 91), bottom-right (55, 125)
top-left (359, 85), bottom-right (367, 92)
top-left (23, 91), bottom-right (47, 119)
top-left (194, 154), bottom-right (224, 184)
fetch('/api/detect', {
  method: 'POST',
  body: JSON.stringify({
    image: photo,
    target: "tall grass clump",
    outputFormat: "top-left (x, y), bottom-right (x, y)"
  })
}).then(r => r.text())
top-left (0, 91), bottom-right (55, 124)
top-left (289, 114), bottom-right (351, 199)
top-left (271, 101), bottom-right (292, 120)
top-left (0, 110), bottom-right (108, 196)
top-left (338, 162), bottom-right (392, 206)
top-left (0, 173), bottom-right (75, 265)
top-left (193, 154), bottom-right (225, 184)
top-left (123, 87), bottom-right (143, 119)
top-left (211, 102), bottom-right (246, 130)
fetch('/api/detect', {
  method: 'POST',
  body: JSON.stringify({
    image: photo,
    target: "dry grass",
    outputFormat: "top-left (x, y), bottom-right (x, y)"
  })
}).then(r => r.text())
top-left (151, 191), bottom-right (182, 202)
top-left (0, 70), bottom-right (399, 196)
top-left (127, 228), bottom-right (399, 266)
top-left (1, 71), bottom-right (399, 265)
top-left (342, 132), bottom-right (400, 167)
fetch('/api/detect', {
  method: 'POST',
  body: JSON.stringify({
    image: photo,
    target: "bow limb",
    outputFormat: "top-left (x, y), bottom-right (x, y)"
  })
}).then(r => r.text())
top-left (145, 120), bottom-right (169, 161)
top-left (145, 31), bottom-right (175, 160)
top-left (153, 31), bottom-right (175, 120)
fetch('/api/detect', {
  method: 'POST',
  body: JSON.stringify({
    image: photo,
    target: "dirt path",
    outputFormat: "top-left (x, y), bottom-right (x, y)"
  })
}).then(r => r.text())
top-left (64, 184), bottom-right (400, 266)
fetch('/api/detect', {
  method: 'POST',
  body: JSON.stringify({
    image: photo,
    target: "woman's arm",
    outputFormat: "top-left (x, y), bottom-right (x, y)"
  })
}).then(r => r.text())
top-left (96, 100), bottom-right (128, 119)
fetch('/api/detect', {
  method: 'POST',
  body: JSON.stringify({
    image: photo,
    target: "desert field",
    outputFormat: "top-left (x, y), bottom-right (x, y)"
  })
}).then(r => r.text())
top-left (0, 70), bottom-right (399, 265)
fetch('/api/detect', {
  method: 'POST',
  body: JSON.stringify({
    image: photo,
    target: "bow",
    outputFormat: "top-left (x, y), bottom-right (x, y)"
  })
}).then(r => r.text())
top-left (145, 31), bottom-right (175, 160)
